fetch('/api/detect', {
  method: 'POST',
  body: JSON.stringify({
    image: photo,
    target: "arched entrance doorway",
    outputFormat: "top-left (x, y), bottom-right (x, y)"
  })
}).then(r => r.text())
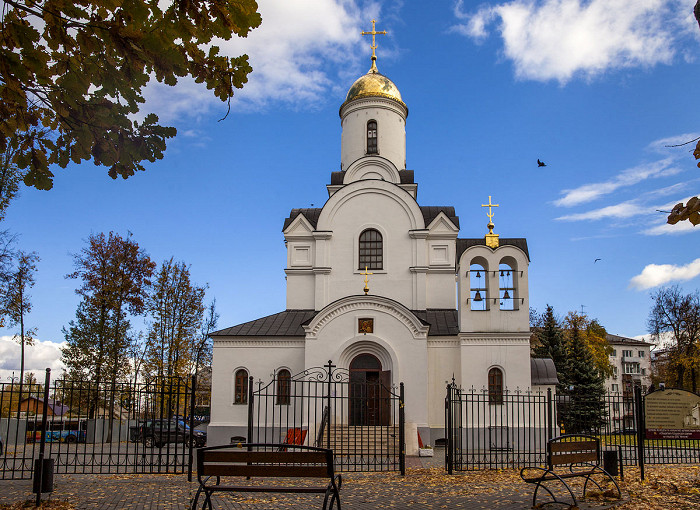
top-left (349, 353), bottom-right (391, 426)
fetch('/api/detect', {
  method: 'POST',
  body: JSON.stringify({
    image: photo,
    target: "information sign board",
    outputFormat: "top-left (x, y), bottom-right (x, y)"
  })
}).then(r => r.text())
top-left (645, 389), bottom-right (700, 440)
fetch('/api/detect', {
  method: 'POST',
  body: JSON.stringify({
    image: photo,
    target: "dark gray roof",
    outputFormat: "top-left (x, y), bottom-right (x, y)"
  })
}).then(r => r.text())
top-left (531, 358), bottom-right (559, 385)
top-left (419, 206), bottom-right (460, 229)
top-left (606, 334), bottom-right (653, 347)
top-left (283, 208), bottom-right (323, 231)
top-left (399, 170), bottom-right (414, 184)
top-left (22, 397), bottom-right (70, 416)
top-left (212, 308), bottom-right (459, 337)
top-left (456, 238), bottom-right (530, 261)
top-left (329, 170), bottom-right (413, 186)
top-left (284, 205), bottom-right (461, 231)
top-left (412, 309), bottom-right (459, 335)
top-left (211, 310), bottom-right (317, 337)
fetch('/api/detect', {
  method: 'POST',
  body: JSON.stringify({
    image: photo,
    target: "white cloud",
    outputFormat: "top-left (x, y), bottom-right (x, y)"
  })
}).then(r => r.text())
top-left (642, 220), bottom-right (699, 236)
top-left (554, 158), bottom-right (681, 207)
top-left (629, 258), bottom-right (700, 290)
top-left (555, 201), bottom-right (648, 221)
top-left (647, 133), bottom-right (700, 154)
top-left (0, 336), bottom-right (66, 382)
top-left (142, 0), bottom-right (378, 122)
top-left (452, 0), bottom-right (693, 83)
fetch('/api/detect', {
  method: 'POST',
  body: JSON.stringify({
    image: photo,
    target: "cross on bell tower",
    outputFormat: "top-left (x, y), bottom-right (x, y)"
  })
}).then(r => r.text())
top-left (482, 195), bottom-right (500, 248)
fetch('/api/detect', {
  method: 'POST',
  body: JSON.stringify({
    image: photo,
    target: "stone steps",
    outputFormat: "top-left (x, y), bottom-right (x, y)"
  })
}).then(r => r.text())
top-left (324, 425), bottom-right (400, 456)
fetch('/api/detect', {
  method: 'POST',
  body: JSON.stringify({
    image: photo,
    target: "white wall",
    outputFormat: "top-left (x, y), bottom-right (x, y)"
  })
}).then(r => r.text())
top-left (209, 339), bottom-right (305, 445)
top-left (459, 333), bottom-right (533, 392)
top-left (340, 98), bottom-right (407, 173)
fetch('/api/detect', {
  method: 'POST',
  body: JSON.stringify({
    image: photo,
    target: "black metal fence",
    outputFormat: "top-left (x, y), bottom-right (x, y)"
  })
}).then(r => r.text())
top-left (1, 369), bottom-right (204, 480)
top-left (445, 385), bottom-right (555, 471)
top-left (248, 360), bottom-right (405, 473)
top-left (446, 384), bottom-right (700, 472)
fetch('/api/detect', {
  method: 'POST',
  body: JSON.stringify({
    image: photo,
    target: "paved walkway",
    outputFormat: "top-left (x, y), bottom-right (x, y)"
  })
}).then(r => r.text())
top-left (0, 456), bottom-right (622, 510)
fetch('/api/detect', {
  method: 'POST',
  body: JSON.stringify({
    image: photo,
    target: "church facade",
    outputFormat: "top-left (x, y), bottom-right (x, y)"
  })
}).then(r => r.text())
top-left (209, 48), bottom-right (548, 453)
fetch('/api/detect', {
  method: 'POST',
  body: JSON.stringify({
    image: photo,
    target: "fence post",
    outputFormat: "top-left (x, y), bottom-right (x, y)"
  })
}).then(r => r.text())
top-left (399, 382), bottom-right (405, 476)
top-left (446, 383), bottom-right (453, 474)
top-left (247, 376), bottom-right (254, 445)
top-left (34, 368), bottom-right (52, 506)
top-left (187, 374), bottom-right (196, 482)
top-left (546, 388), bottom-right (553, 443)
top-left (634, 385), bottom-right (645, 481)
top-left (325, 360), bottom-right (334, 451)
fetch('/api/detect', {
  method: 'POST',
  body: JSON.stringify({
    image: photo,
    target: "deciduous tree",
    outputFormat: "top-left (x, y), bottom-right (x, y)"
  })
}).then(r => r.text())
top-left (190, 299), bottom-right (218, 377)
top-left (582, 317), bottom-right (614, 378)
top-left (62, 232), bottom-right (154, 383)
top-left (647, 285), bottom-right (700, 392)
top-left (144, 258), bottom-right (205, 378)
top-left (0, 147), bottom-right (25, 220)
top-left (0, 0), bottom-right (261, 190)
top-left (3, 250), bottom-right (39, 385)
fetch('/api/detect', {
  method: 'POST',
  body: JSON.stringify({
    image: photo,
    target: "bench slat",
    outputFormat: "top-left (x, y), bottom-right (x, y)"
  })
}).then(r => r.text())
top-left (201, 464), bottom-right (329, 478)
top-left (550, 441), bottom-right (597, 453)
top-left (523, 469), bottom-right (596, 483)
top-left (205, 486), bottom-right (327, 494)
top-left (202, 451), bottom-right (327, 464)
top-left (550, 452), bottom-right (597, 465)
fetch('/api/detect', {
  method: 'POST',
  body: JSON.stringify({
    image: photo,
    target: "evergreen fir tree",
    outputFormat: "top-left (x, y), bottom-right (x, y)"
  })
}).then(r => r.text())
top-left (561, 315), bottom-right (607, 433)
top-left (532, 305), bottom-right (567, 390)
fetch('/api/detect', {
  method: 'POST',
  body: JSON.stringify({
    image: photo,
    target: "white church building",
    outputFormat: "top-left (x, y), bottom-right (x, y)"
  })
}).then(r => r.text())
top-left (209, 37), bottom-right (553, 454)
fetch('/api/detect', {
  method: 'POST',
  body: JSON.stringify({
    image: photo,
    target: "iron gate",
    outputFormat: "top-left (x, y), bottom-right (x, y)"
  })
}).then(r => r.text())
top-left (1, 369), bottom-right (202, 480)
top-left (248, 360), bottom-right (405, 473)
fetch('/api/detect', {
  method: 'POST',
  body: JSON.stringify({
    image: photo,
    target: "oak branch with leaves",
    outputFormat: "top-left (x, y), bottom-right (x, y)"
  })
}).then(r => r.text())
top-left (0, 0), bottom-right (261, 189)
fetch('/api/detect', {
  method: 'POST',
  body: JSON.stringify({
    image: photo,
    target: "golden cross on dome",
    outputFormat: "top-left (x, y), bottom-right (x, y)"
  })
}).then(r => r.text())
top-left (361, 19), bottom-right (387, 65)
top-left (361, 266), bottom-right (373, 295)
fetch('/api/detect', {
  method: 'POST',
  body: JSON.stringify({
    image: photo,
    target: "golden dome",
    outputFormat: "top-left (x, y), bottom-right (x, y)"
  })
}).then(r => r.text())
top-left (343, 60), bottom-right (405, 108)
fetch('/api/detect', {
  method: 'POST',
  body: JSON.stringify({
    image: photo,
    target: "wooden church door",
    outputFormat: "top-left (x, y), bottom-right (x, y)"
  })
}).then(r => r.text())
top-left (349, 354), bottom-right (391, 426)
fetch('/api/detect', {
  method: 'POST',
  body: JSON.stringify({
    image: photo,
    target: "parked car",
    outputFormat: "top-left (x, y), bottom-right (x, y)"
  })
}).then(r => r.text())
top-left (611, 428), bottom-right (637, 435)
top-left (138, 419), bottom-right (206, 448)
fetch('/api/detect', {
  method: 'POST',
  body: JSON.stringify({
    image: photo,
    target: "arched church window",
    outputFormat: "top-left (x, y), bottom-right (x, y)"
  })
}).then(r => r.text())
top-left (277, 369), bottom-right (291, 405)
top-left (469, 262), bottom-right (488, 311)
top-left (488, 367), bottom-right (503, 405)
top-left (234, 369), bottom-right (248, 404)
top-left (499, 262), bottom-right (516, 311)
top-left (359, 229), bottom-right (383, 270)
top-left (367, 120), bottom-right (378, 154)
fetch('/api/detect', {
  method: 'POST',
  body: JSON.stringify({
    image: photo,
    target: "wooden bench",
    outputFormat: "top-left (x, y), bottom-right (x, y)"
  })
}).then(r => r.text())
top-left (192, 443), bottom-right (341, 510)
top-left (520, 435), bottom-right (621, 508)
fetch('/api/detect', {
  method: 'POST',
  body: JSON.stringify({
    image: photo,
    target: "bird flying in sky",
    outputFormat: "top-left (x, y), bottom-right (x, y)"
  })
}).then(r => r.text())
top-left (594, 258), bottom-right (601, 263)
top-left (537, 159), bottom-right (546, 167)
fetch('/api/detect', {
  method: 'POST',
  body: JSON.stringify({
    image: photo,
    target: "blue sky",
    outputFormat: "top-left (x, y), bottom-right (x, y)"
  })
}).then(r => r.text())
top-left (1, 0), bottom-right (699, 376)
